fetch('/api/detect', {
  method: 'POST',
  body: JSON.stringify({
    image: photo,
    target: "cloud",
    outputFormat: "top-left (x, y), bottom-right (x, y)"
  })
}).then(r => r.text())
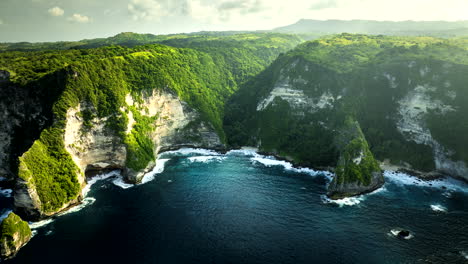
top-left (67, 14), bottom-right (90, 23)
top-left (310, 0), bottom-right (339, 10)
top-left (218, 0), bottom-right (264, 14)
top-left (0, 19), bottom-right (3, 25)
top-left (128, 0), bottom-right (165, 21)
top-left (48, 6), bottom-right (64, 17)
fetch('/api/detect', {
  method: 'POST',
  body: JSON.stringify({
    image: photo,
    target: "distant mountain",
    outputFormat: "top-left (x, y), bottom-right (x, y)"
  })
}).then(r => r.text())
top-left (274, 19), bottom-right (468, 37)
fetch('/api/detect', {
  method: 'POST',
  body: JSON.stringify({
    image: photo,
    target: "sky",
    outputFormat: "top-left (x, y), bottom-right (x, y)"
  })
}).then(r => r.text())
top-left (1, 0), bottom-right (468, 42)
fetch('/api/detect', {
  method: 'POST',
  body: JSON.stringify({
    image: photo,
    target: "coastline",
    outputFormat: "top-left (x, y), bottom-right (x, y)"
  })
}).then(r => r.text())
top-left (5, 145), bottom-right (468, 226)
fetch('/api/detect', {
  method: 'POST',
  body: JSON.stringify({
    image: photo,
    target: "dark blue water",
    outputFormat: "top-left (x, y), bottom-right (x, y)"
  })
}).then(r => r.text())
top-left (2, 149), bottom-right (468, 264)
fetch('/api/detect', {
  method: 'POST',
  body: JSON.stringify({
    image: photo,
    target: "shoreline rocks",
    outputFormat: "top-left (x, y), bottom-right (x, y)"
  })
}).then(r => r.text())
top-left (0, 212), bottom-right (32, 260)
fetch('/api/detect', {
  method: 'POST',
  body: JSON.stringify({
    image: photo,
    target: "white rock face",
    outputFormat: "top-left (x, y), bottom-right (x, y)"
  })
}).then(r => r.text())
top-left (256, 76), bottom-right (335, 112)
top-left (396, 84), bottom-right (468, 180)
top-left (64, 89), bottom-right (223, 184)
top-left (64, 105), bottom-right (126, 177)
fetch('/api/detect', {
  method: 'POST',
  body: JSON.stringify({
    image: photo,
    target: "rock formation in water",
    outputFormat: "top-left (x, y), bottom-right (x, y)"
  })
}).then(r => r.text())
top-left (0, 213), bottom-right (32, 259)
top-left (327, 118), bottom-right (384, 199)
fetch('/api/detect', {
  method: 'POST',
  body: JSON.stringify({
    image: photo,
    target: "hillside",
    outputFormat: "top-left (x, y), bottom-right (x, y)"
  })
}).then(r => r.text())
top-left (0, 32), bottom-right (302, 219)
top-left (274, 19), bottom-right (468, 38)
top-left (225, 34), bottom-right (468, 195)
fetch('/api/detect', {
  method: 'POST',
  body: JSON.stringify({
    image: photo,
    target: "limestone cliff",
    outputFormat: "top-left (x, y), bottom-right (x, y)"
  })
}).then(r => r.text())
top-left (13, 88), bottom-right (224, 219)
top-left (0, 212), bottom-right (32, 259)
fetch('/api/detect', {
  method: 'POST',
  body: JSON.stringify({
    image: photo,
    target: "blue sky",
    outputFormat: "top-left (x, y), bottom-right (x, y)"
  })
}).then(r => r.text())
top-left (1, 0), bottom-right (467, 42)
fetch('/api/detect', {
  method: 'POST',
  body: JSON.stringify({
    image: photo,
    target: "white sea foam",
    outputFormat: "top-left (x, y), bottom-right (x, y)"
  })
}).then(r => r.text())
top-left (0, 188), bottom-right (12, 198)
top-left (45, 230), bottom-right (53, 236)
top-left (57, 197), bottom-right (96, 217)
top-left (140, 158), bottom-right (171, 184)
top-left (250, 155), bottom-right (333, 179)
top-left (430, 204), bottom-right (448, 213)
top-left (461, 251), bottom-right (468, 260)
top-left (442, 191), bottom-right (453, 198)
top-left (321, 195), bottom-right (363, 207)
top-left (31, 230), bottom-right (38, 238)
top-left (82, 171), bottom-right (120, 197)
top-left (112, 176), bottom-right (134, 189)
top-left (162, 148), bottom-right (221, 157)
top-left (29, 219), bottom-right (54, 229)
top-left (389, 229), bottom-right (414, 240)
top-left (226, 148), bottom-right (259, 157)
top-left (320, 186), bottom-right (388, 207)
top-left (384, 171), bottom-right (468, 193)
top-left (0, 210), bottom-right (12, 221)
top-left (188, 156), bottom-right (226, 163)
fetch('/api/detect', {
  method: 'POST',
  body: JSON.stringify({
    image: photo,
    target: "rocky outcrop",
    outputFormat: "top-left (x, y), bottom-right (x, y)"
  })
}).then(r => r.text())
top-left (64, 89), bottom-right (223, 184)
top-left (12, 87), bottom-right (224, 219)
top-left (327, 119), bottom-right (384, 199)
top-left (64, 104), bottom-right (126, 176)
top-left (0, 81), bottom-right (53, 181)
top-left (0, 212), bottom-right (32, 259)
top-left (123, 90), bottom-right (224, 183)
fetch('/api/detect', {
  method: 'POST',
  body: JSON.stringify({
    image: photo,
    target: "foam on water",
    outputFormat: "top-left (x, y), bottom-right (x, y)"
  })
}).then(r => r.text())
top-left (57, 197), bottom-right (96, 217)
top-left (461, 251), bottom-right (468, 260)
top-left (0, 188), bottom-right (12, 198)
top-left (83, 171), bottom-right (120, 197)
top-left (384, 171), bottom-right (468, 193)
top-left (250, 155), bottom-right (333, 179)
top-left (141, 158), bottom-right (171, 184)
top-left (112, 176), bottom-right (134, 189)
top-left (389, 229), bottom-right (414, 240)
top-left (226, 148), bottom-right (259, 157)
top-left (321, 195), bottom-right (363, 207)
top-left (0, 209), bottom-right (12, 221)
top-left (29, 219), bottom-right (54, 229)
top-left (188, 156), bottom-right (226, 163)
top-left (162, 148), bottom-right (221, 157)
top-left (320, 186), bottom-right (388, 207)
top-left (430, 204), bottom-right (448, 213)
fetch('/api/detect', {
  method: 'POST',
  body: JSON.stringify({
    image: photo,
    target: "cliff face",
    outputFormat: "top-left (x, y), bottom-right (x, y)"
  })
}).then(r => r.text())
top-left (0, 212), bottom-right (32, 259)
top-left (225, 35), bottom-right (468, 197)
top-left (0, 73), bottom-right (59, 181)
top-left (14, 89), bottom-right (223, 218)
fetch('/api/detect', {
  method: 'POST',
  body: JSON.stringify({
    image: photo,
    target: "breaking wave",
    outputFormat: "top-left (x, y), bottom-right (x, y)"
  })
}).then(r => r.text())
top-left (430, 204), bottom-right (448, 213)
top-left (0, 188), bottom-right (12, 198)
top-left (384, 171), bottom-right (468, 193)
top-left (250, 155), bottom-right (333, 180)
top-left (141, 158), bottom-right (171, 184)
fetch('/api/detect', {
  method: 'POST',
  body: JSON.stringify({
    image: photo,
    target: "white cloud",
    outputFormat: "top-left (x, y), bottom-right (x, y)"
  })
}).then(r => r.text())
top-left (128, 0), bottom-right (166, 21)
top-left (48, 6), bottom-right (64, 17)
top-left (67, 14), bottom-right (90, 23)
top-left (310, 0), bottom-right (339, 10)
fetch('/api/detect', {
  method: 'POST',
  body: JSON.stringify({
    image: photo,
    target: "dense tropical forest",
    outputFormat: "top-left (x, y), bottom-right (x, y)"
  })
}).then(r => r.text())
top-left (0, 32), bottom-right (302, 215)
top-left (225, 34), bottom-right (468, 176)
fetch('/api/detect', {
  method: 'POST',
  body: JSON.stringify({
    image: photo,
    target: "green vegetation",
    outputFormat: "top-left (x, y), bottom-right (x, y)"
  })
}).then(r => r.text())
top-left (125, 107), bottom-right (157, 171)
top-left (0, 213), bottom-right (32, 258)
top-left (225, 33), bottom-right (468, 175)
top-left (0, 32), bottom-right (301, 214)
top-left (18, 128), bottom-right (81, 213)
top-left (335, 119), bottom-right (381, 186)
